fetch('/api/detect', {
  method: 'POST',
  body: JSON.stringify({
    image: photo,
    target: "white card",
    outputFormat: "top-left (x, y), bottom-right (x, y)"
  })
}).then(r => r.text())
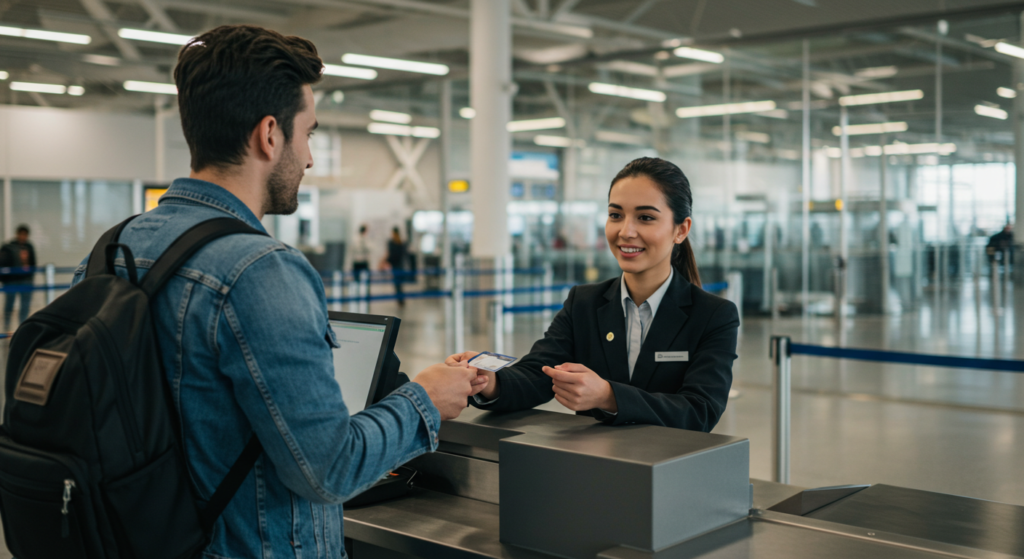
top-left (655, 351), bottom-right (689, 362)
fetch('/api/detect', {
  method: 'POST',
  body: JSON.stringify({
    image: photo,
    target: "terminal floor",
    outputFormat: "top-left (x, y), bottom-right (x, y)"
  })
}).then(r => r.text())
top-left (0, 280), bottom-right (1021, 556)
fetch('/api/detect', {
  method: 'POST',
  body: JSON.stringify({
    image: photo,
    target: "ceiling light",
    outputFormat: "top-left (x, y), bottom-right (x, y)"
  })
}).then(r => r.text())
top-left (975, 104), bottom-right (1008, 120)
top-left (459, 107), bottom-right (476, 119)
top-left (124, 80), bottom-right (178, 95)
top-left (367, 122), bottom-right (440, 138)
top-left (603, 61), bottom-right (658, 77)
top-left (588, 82), bottom-right (666, 102)
top-left (675, 100), bottom-right (776, 118)
top-left (0, 71), bottom-right (7, 80)
top-left (117, 28), bottom-right (192, 45)
top-left (507, 117), bottom-right (565, 132)
top-left (342, 53), bottom-right (449, 76)
top-left (735, 131), bottom-right (771, 144)
top-left (67, 85), bottom-right (85, 96)
top-left (995, 41), bottom-right (1024, 59)
top-left (10, 82), bottom-right (67, 94)
top-left (595, 130), bottom-right (646, 145)
top-left (322, 64), bottom-right (377, 80)
top-left (831, 122), bottom-right (908, 136)
top-left (997, 87), bottom-right (1017, 99)
top-left (854, 66), bottom-right (898, 79)
top-left (0, 25), bottom-right (91, 45)
top-left (673, 47), bottom-right (724, 63)
top-left (756, 109), bottom-right (789, 119)
top-left (828, 143), bottom-right (955, 158)
top-left (370, 110), bottom-right (412, 124)
top-left (838, 89), bottom-right (923, 106)
top-left (534, 135), bottom-right (585, 148)
top-left (82, 54), bottom-right (121, 66)
top-left (331, 91), bottom-right (344, 103)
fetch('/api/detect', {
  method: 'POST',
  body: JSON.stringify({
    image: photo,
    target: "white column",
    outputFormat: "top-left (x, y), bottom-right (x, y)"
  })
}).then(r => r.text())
top-left (470, 0), bottom-right (512, 259)
top-left (839, 106), bottom-right (850, 314)
top-left (801, 40), bottom-right (811, 317)
top-left (1015, 13), bottom-right (1024, 269)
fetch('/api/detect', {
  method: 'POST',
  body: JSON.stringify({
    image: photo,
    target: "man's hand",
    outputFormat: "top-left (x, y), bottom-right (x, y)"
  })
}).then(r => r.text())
top-left (543, 363), bottom-right (617, 413)
top-left (446, 351), bottom-right (500, 401)
top-left (413, 363), bottom-right (486, 420)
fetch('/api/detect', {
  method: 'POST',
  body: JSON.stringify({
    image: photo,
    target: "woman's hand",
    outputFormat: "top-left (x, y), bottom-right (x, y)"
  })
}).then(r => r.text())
top-left (445, 351), bottom-right (500, 400)
top-left (543, 363), bottom-right (617, 413)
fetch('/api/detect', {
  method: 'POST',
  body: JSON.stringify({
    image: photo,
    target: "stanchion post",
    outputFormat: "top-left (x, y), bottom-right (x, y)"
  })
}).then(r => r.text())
top-left (331, 271), bottom-right (342, 312)
top-left (726, 271), bottom-right (742, 322)
top-left (770, 335), bottom-right (791, 484)
top-left (542, 262), bottom-right (554, 322)
top-left (454, 253), bottom-right (466, 354)
top-left (45, 263), bottom-right (56, 305)
top-left (491, 300), bottom-right (504, 354)
top-left (503, 254), bottom-right (514, 333)
top-left (444, 260), bottom-right (455, 357)
top-left (771, 267), bottom-right (780, 321)
top-left (359, 272), bottom-right (370, 314)
top-left (991, 259), bottom-right (1002, 315)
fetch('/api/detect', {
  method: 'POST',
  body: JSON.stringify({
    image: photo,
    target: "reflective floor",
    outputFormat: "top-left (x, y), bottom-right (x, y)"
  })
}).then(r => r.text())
top-left (1, 277), bottom-right (1021, 557)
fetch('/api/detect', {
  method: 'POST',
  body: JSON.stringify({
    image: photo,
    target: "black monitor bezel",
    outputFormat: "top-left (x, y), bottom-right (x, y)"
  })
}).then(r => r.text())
top-left (327, 311), bottom-right (401, 411)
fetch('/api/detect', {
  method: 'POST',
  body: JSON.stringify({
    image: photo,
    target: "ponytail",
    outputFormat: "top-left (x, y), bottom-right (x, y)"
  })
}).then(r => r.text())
top-left (672, 237), bottom-right (701, 288)
top-left (610, 156), bottom-right (702, 288)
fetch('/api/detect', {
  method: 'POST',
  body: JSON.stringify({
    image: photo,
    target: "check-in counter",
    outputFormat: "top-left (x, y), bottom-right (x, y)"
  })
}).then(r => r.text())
top-left (343, 408), bottom-right (1024, 559)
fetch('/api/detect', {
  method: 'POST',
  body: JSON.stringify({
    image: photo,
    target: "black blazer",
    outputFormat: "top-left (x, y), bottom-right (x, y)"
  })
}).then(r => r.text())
top-left (473, 272), bottom-right (739, 432)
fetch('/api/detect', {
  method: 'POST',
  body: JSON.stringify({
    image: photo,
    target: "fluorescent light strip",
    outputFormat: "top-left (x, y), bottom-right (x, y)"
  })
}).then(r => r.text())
top-left (675, 100), bottom-right (776, 119)
top-left (975, 104), bottom-right (1008, 120)
top-left (67, 85), bottom-right (85, 96)
top-left (459, 107), bottom-right (476, 119)
top-left (534, 135), bottom-right (585, 148)
top-left (507, 117), bottom-right (565, 132)
top-left (124, 80), bottom-right (178, 95)
top-left (838, 89), bottom-right (923, 106)
top-left (587, 82), bottom-right (666, 102)
top-left (831, 121), bottom-right (908, 136)
top-left (0, 71), bottom-right (8, 80)
top-left (854, 66), bottom-right (898, 79)
top-left (322, 64), bottom-right (377, 80)
top-left (117, 28), bottom-right (192, 45)
top-left (0, 25), bottom-right (91, 45)
top-left (594, 130), bottom-right (646, 145)
top-left (673, 47), bottom-right (724, 64)
top-left (827, 142), bottom-right (956, 158)
top-left (342, 53), bottom-right (449, 76)
top-left (995, 41), bottom-right (1024, 59)
top-left (367, 122), bottom-right (440, 138)
top-left (997, 87), bottom-right (1017, 99)
top-left (369, 110), bottom-right (412, 124)
top-left (10, 82), bottom-right (66, 94)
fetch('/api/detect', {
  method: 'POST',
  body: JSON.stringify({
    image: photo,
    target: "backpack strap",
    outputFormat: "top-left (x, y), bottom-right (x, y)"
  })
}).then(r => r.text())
top-left (86, 216), bottom-right (137, 278)
top-left (200, 434), bottom-right (264, 532)
top-left (140, 217), bottom-right (265, 298)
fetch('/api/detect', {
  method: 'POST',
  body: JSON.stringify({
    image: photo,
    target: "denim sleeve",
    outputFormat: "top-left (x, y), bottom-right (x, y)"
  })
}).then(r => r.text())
top-left (216, 247), bottom-right (440, 504)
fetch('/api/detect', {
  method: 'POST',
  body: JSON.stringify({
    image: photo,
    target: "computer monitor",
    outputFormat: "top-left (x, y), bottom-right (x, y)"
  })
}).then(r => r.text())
top-left (328, 311), bottom-right (402, 414)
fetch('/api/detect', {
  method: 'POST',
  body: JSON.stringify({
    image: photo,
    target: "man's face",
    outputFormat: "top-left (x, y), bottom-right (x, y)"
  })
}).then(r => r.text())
top-left (16, 231), bottom-right (28, 244)
top-left (265, 85), bottom-right (316, 216)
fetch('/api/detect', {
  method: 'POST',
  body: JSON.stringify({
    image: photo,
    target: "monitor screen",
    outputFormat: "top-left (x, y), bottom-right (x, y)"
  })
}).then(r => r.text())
top-left (330, 319), bottom-right (388, 414)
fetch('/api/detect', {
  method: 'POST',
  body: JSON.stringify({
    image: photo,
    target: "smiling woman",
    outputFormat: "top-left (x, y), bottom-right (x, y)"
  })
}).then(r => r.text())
top-left (447, 157), bottom-right (741, 431)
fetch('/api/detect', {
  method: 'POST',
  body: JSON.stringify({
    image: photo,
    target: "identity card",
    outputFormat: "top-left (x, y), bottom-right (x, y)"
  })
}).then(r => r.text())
top-left (468, 351), bottom-right (518, 372)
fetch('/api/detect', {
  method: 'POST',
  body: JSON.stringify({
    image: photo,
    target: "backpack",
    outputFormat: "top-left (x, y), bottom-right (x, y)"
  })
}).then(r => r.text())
top-left (0, 216), bottom-right (266, 559)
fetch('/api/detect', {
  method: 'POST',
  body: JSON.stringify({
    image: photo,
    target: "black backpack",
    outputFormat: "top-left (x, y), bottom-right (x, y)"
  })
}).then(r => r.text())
top-left (0, 217), bottom-right (266, 559)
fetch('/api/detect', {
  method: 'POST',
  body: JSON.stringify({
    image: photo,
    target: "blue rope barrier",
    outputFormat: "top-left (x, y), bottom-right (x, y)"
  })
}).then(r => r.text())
top-left (317, 267), bottom-right (548, 280)
top-left (326, 283), bottom-right (577, 304)
top-left (463, 283), bottom-right (576, 298)
top-left (789, 343), bottom-right (1024, 373)
top-left (703, 281), bottom-right (728, 292)
top-left (503, 303), bottom-right (564, 314)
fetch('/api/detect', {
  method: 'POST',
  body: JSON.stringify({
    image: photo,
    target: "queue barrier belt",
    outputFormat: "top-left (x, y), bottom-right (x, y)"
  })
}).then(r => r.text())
top-left (789, 343), bottom-right (1024, 373)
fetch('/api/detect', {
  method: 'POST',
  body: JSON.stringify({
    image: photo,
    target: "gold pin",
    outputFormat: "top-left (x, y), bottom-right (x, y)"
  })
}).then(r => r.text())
top-left (606, 332), bottom-right (614, 342)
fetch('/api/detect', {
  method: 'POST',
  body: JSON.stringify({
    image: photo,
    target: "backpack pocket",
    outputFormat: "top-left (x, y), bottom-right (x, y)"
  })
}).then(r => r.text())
top-left (102, 446), bottom-right (207, 559)
top-left (0, 437), bottom-right (97, 559)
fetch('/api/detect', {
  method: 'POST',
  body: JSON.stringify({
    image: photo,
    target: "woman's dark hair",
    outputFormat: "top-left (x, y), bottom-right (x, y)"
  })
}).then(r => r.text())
top-left (609, 157), bottom-right (701, 287)
top-left (174, 25), bottom-right (323, 172)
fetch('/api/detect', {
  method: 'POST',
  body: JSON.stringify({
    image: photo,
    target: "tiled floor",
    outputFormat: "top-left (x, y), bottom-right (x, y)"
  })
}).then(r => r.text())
top-left (1, 276), bottom-right (1021, 556)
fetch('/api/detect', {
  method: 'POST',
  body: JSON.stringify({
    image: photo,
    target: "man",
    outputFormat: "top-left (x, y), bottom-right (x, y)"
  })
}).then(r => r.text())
top-left (987, 224), bottom-right (1013, 266)
top-left (72, 25), bottom-right (486, 558)
top-left (0, 225), bottom-right (36, 331)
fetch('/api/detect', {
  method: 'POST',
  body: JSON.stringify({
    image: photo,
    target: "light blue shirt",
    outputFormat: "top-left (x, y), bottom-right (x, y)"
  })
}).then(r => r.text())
top-left (620, 268), bottom-right (674, 379)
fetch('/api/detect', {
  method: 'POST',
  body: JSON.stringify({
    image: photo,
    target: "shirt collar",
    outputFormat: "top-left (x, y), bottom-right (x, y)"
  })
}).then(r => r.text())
top-left (158, 178), bottom-right (268, 233)
top-left (620, 267), bottom-right (674, 318)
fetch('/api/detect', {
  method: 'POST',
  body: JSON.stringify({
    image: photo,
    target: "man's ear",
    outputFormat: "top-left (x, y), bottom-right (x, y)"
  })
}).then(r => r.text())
top-left (250, 115), bottom-right (280, 162)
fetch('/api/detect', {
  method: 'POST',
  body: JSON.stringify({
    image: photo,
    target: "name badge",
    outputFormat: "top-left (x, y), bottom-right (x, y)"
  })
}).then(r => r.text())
top-left (655, 351), bottom-right (688, 362)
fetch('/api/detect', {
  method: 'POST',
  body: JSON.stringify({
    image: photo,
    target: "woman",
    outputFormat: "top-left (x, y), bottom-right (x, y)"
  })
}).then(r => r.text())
top-left (447, 157), bottom-right (739, 431)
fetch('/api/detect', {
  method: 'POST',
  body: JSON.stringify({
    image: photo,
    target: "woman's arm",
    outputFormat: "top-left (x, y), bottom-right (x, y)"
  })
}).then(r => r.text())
top-left (600, 299), bottom-right (739, 431)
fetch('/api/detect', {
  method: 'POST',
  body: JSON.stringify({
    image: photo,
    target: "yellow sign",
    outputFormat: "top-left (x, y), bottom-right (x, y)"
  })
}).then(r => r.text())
top-left (144, 188), bottom-right (168, 212)
top-left (835, 199), bottom-right (844, 211)
top-left (448, 180), bottom-right (469, 193)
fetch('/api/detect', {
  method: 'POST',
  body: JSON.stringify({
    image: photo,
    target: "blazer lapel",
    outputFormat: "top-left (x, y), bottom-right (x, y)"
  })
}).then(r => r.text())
top-left (595, 280), bottom-right (630, 384)
top-left (630, 274), bottom-right (693, 390)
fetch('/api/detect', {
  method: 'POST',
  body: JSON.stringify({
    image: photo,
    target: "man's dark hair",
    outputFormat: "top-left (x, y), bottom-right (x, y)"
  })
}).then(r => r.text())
top-left (16, 225), bottom-right (29, 235)
top-left (174, 25), bottom-right (323, 171)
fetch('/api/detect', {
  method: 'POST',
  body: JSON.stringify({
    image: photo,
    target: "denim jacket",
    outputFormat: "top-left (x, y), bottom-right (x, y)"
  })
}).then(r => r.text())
top-left (72, 178), bottom-right (440, 559)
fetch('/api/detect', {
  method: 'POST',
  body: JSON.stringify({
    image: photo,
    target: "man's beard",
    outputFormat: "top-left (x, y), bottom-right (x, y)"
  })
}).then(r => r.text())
top-left (264, 145), bottom-right (304, 215)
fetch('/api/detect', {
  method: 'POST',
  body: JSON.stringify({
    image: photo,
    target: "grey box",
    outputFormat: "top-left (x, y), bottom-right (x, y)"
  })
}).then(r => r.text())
top-left (499, 425), bottom-right (750, 559)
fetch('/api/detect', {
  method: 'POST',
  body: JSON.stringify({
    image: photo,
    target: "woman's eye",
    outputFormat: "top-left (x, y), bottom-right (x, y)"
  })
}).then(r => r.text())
top-left (640, 214), bottom-right (655, 221)
top-left (608, 212), bottom-right (621, 219)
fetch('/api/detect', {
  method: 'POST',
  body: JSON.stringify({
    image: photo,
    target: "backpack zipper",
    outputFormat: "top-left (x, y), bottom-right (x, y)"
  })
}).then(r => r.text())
top-left (61, 478), bottom-right (75, 538)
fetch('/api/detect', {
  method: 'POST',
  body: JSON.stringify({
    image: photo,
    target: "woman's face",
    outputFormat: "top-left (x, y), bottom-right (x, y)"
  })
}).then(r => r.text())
top-left (606, 175), bottom-right (689, 276)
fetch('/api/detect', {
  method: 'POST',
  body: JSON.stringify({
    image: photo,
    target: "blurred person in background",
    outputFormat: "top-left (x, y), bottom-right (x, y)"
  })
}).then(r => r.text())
top-left (0, 224), bottom-right (36, 331)
top-left (351, 224), bottom-right (372, 282)
top-left (381, 226), bottom-right (408, 307)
